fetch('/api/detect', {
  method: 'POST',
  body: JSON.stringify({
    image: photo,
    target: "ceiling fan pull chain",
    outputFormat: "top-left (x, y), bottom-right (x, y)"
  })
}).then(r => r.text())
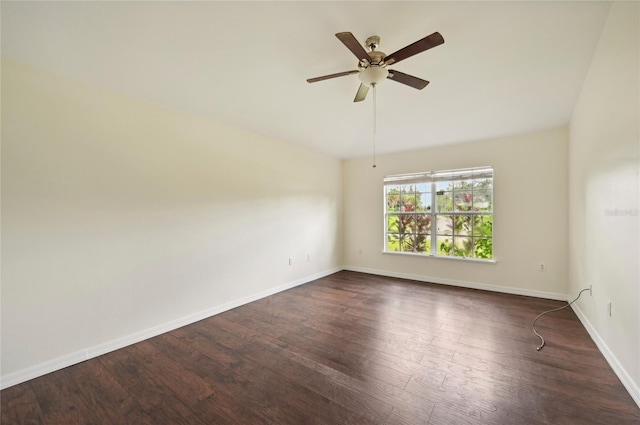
top-left (372, 83), bottom-right (377, 168)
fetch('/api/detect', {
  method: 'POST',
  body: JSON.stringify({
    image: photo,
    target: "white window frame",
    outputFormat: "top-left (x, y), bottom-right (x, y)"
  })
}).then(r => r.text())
top-left (383, 166), bottom-right (494, 261)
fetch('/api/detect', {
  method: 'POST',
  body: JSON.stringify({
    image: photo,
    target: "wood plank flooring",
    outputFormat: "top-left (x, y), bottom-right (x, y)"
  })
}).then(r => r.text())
top-left (2, 271), bottom-right (639, 424)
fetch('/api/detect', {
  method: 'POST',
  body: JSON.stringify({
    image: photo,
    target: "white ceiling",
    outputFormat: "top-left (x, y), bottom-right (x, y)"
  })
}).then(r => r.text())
top-left (1, 1), bottom-right (612, 159)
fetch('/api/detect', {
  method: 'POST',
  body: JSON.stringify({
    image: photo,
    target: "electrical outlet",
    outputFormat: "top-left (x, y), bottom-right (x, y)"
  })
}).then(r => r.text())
top-left (539, 263), bottom-right (545, 272)
top-left (288, 258), bottom-right (292, 266)
top-left (607, 301), bottom-right (612, 316)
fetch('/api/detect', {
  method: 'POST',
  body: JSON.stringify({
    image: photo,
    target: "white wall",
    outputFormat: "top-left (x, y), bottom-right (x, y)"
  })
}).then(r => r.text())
top-left (0, 60), bottom-right (342, 387)
top-left (568, 1), bottom-right (640, 405)
top-left (343, 127), bottom-right (569, 299)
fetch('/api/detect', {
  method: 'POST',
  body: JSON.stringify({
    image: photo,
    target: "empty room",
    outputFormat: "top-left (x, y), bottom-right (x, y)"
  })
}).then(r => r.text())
top-left (1, 1), bottom-right (638, 424)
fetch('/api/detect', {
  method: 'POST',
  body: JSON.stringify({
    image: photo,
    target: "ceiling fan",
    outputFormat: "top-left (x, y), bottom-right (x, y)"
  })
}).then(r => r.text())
top-left (307, 31), bottom-right (445, 102)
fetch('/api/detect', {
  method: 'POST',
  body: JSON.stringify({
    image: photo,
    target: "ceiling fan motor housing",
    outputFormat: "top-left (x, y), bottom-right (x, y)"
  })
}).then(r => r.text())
top-left (365, 35), bottom-right (381, 51)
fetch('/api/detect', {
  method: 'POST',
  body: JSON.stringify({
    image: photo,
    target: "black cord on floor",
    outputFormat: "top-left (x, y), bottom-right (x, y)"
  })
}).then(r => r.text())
top-left (532, 288), bottom-right (590, 351)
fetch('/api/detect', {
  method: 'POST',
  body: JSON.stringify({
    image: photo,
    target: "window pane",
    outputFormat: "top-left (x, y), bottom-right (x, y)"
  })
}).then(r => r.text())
top-left (386, 190), bottom-right (401, 212)
top-left (387, 234), bottom-right (401, 252)
top-left (454, 191), bottom-right (473, 211)
top-left (436, 191), bottom-right (453, 212)
top-left (401, 215), bottom-right (416, 234)
top-left (415, 182), bottom-right (429, 193)
top-left (453, 215), bottom-right (472, 236)
top-left (436, 215), bottom-right (453, 235)
top-left (416, 192), bottom-right (431, 212)
top-left (400, 184), bottom-right (415, 197)
top-left (415, 214), bottom-right (431, 234)
top-left (412, 235), bottom-right (431, 254)
top-left (474, 237), bottom-right (493, 259)
top-left (387, 233), bottom-right (414, 252)
top-left (400, 234), bottom-right (415, 252)
top-left (473, 215), bottom-right (493, 237)
top-left (387, 215), bottom-right (400, 233)
top-left (453, 179), bottom-right (473, 190)
top-left (388, 214), bottom-right (418, 234)
top-left (473, 190), bottom-right (492, 212)
top-left (437, 236), bottom-right (454, 256)
top-left (455, 237), bottom-right (473, 257)
top-left (474, 178), bottom-right (493, 191)
top-left (401, 193), bottom-right (416, 212)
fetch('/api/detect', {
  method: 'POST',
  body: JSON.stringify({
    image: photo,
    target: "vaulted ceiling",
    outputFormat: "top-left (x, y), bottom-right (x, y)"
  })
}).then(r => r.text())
top-left (1, 1), bottom-right (612, 158)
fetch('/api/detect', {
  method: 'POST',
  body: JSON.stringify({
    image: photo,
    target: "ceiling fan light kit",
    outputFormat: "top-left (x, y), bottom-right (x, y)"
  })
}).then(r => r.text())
top-left (358, 66), bottom-right (389, 87)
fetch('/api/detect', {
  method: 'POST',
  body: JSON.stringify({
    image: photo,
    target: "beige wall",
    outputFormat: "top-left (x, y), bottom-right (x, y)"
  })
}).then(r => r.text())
top-left (569, 1), bottom-right (639, 404)
top-left (343, 127), bottom-right (569, 299)
top-left (1, 60), bottom-right (343, 385)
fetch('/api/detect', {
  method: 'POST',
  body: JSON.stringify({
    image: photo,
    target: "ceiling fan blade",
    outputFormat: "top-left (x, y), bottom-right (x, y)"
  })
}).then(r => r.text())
top-left (336, 32), bottom-right (371, 62)
top-left (307, 70), bottom-right (359, 83)
top-left (384, 32), bottom-right (444, 66)
top-left (353, 84), bottom-right (369, 102)
top-left (387, 70), bottom-right (430, 90)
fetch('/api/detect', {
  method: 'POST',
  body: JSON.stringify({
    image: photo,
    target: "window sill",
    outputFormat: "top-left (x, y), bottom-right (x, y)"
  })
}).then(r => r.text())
top-left (382, 250), bottom-right (497, 264)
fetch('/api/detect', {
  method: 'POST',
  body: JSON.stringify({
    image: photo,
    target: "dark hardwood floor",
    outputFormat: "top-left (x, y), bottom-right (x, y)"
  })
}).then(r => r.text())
top-left (2, 271), bottom-right (639, 424)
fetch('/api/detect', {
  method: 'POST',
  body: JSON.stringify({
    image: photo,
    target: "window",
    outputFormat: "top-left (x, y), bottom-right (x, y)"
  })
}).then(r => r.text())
top-left (384, 167), bottom-right (493, 260)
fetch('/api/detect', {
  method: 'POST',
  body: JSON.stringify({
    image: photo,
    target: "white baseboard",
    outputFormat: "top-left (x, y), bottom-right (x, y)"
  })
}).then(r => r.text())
top-left (570, 303), bottom-right (640, 408)
top-left (0, 267), bottom-right (341, 390)
top-left (343, 265), bottom-right (568, 301)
